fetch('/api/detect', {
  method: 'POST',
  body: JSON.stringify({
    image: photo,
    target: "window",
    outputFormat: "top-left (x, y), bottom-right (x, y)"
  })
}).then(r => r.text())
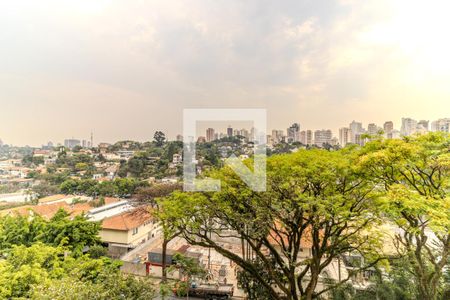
top-left (132, 227), bottom-right (138, 235)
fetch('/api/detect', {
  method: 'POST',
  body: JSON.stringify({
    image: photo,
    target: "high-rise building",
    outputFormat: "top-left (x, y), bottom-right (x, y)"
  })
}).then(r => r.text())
top-left (417, 120), bottom-right (429, 132)
top-left (176, 134), bottom-right (183, 142)
top-left (367, 123), bottom-right (379, 136)
top-left (401, 118), bottom-right (418, 136)
top-left (349, 121), bottom-right (363, 143)
top-left (287, 123), bottom-right (300, 143)
top-left (431, 118), bottom-right (450, 132)
top-left (383, 121), bottom-right (394, 133)
top-left (64, 139), bottom-right (81, 149)
top-left (206, 128), bottom-right (215, 142)
top-left (271, 130), bottom-right (284, 144)
top-left (227, 126), bottom-right (233, 137)
top-left (0, 139), bottom-right (3, 147)
top-left (339, 127), bottom-right (351, 146)
top-left (314, 129), bottom-right (332, 147)
top-left (238, 129), bottom-right (249, 141)
top-left (300, 130), bottom-right (313, 145)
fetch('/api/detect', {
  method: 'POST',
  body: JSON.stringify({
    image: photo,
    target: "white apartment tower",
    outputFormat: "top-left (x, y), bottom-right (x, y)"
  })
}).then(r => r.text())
top-left (401, 118), bottom-right (418, 136)
top-left (349, 121), bottom-right (363, 143)
top-left (339, 127), bottom-right (351, 147)
top-left (314, 129), bottom-right (333, 147)
top-left (431, 118), bottom-right (450, 132)
top-left (367, 123), bottom-right (379, 136)
top-left (300, 130), bottom-right (313, 145)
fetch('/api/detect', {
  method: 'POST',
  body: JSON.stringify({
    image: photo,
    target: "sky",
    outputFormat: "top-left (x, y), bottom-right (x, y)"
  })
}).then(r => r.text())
top-left (0, 0), bottom-right (449, 146)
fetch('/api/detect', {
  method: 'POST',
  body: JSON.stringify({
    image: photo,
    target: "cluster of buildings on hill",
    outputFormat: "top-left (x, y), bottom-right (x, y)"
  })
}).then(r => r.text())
top-left (188, 117), bottom-right (450, 148)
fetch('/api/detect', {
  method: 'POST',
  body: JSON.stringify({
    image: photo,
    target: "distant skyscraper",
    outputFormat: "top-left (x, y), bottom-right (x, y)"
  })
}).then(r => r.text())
top-left (383, 121), bottom-right (394, 132)
top-left (206, 128), bottom-right (215, 142)
top-left (383, 121), bottom-right (394, 138)
top-left (300, 130), bottom-right (313, 145)
top-left (417, 120), bottom-right (429, 132)
top-left (271, 130), bottom-right (284, 144)
top-left (287, 123), bottom-right (300, 143)
top-left (339, 127), bottom-right (351, 146)
top-left (227, 126), bottom-right (233, 137)
top-left (367, 123), bottom-right (379, 136)
top-left (401, 118), bottom-right (418, 136)
top-left (349, 121), bottom-right (363, 143)
top-left (431, 118), bottom-right (450, 132)
top-left (64, 139), bottom-right (81, 149)
top-left (314, 129), bottom-right (332, 146)
top-left (176, 134), bottom-right (183, 142)
top-left (0, 139), bottom-right (3, 147)
top-left (238, 129), bottom-right (249, 140)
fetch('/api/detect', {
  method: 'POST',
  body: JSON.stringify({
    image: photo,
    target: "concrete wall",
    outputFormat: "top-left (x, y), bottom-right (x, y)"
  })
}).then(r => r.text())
top-left (100, 229), bottom-right (129, 244)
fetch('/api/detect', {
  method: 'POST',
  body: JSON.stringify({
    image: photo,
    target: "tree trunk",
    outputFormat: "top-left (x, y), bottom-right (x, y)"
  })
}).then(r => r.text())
top-left (162, 238), bottom-right (168, 282)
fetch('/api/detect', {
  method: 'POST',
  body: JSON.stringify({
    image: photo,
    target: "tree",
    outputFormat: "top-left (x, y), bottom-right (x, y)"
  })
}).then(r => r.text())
top-left (160, 149), bottom-right (384, 299)
top-left (358, 133), bottom-right (450, 300)
top-left (134, 183), bottom-right (182, 283)
top-left (0, 216), bottom-right (155, 299)
top-left (0, 209), bottom-right (101, 255)
top-left (153, 131), bottom-right (166, 147)
top-left (32, 181), bottom-right (60, 198)
top-left (169, 253), bottom-right (206, 299)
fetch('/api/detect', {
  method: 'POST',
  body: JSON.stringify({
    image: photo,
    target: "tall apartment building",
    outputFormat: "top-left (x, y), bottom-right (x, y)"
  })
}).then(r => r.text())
top-left (417, 120), bottom-right (429, 133)
top-left (227, 126), bottom-right (233, 137)
top-left (271, 130), bottom-right (284, 144)
top-left (431, 118), bottom-right (450, 132)
top-left (401, 118), bottom-right (418, 136)
top-left (367, 123), bottom-right (379, 136)
top-left (349, 121), bottom-right (363, 143)
top-left (339, 127), bottom-right (351, 147)
top-left (300, 130), bottom-right (313, 145)
top-left (206, 128), bottom-right (215, 142)
top-left (238, 129), bottom-right (249, 140)
top-left (314, 129), bottom-right (332, 147)
top-left (287, 123), bottom-right (300, 143)
top-left (64, 139), bottom-right (81, 149)
top-left (383, 121), bottom-right (394, 138)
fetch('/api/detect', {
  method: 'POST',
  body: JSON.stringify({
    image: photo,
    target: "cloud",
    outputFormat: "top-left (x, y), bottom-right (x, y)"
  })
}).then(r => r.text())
top-left (0, 0), bottom-right (448, 145)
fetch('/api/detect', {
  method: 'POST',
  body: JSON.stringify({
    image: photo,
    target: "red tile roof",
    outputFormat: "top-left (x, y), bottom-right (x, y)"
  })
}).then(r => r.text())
top-left (101, 207), bottom-right (154, 231)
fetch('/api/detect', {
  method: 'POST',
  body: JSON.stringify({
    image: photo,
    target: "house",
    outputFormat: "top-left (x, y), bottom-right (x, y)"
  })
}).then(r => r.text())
top-left (172, 153), bottom-right (182, 164)
top-left (99, 207), bottom-right (161, 257)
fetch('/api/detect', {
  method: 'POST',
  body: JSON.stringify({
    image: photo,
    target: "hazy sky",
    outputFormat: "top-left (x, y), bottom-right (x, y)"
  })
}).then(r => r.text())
top-left (1, 0), bottom-right (449, 146)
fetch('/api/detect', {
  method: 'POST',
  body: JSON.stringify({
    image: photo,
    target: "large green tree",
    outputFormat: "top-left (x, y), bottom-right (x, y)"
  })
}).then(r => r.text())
top-left (358, 133), bottom-right (450, 300)
top-left (159, 149), bottom-right (384, 299)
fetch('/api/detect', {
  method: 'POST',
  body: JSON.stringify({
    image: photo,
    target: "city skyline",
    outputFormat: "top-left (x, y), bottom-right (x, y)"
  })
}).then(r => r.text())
top-left (1, 115), bottom-right (448, 147)
top-left (1, 0), bottom-right (450, 146)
